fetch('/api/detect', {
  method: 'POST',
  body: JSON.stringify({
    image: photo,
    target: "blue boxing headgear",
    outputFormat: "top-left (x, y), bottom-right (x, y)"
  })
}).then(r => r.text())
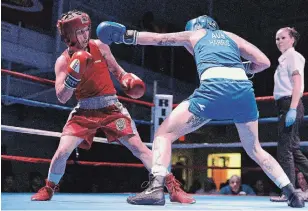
top-left (185, 15), bottom-right (219, 31)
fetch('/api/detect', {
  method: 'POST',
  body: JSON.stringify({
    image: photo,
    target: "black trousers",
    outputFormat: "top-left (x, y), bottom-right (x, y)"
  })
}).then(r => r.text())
top-left (276, 96), bottom-right (308, 186)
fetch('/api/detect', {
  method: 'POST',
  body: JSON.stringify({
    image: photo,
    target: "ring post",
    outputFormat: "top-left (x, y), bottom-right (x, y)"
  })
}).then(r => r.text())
top-left (153, 94), bottom-right (173, 142)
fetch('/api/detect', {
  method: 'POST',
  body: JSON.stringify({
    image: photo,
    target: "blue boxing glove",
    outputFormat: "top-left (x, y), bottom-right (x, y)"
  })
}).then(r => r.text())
top-left (96, 21), bottom-right (138, 45)
top-left (285, 108), bottom-right (297, 127)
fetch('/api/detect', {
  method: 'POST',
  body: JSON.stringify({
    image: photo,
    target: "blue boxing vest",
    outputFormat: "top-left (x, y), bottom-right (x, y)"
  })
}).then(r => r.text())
top-left (194, 30), bottom-right (245, 78)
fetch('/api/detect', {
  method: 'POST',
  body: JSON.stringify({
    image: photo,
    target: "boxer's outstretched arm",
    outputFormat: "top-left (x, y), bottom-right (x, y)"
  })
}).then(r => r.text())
top-left (136, 31), bottom-right (192, 47)
top-left (96, 21), bottom-right (193, 48)
top-left (55, 56), bottom-right (74, 104)
top-left (95, 39), bottom-right (127, 81)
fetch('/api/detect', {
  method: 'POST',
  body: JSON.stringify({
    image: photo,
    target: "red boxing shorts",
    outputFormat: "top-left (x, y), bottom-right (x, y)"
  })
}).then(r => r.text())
top-left (62, 99), bottom-right (137, 150)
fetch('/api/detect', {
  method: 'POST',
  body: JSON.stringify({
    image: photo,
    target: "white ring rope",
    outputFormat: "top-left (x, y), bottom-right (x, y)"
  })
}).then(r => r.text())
top-left (2, 125), bottom-right (308, 148)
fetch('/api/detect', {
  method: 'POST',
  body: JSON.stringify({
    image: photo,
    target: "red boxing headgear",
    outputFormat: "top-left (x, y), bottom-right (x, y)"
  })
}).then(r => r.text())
top-left (57, 10), bottom-right (91, 47)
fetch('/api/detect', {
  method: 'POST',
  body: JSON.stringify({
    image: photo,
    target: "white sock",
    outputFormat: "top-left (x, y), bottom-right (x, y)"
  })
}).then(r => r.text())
top-left (48, 173), bottom-right (63, 185)
top-left (274, 174), bottom-right (291, 188)
top-left (151, 165), bottom-right (168, 177)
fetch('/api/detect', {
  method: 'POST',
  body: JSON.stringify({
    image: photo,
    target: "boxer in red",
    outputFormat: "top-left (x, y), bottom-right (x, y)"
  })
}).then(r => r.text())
top-left (31, 10), bottom-right (194, 204)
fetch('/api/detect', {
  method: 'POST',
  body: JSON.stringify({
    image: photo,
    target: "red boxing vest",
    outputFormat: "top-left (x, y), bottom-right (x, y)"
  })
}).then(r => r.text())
top-left (61, 39), bottom-right (116, 100)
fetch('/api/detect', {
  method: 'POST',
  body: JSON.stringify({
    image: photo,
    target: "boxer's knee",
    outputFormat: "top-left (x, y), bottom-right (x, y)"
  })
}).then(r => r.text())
top-left (54, 147), bottom-right (72, 160)
top-left (131, 145), bottom-right (152, 162)
top-left (154, 135), bottom-right (174, 146)
top-left (127, 141), bottom-right (142, 157)
top-left (121, 135), bottom-right (151, 159)
top-left (154, 131), bottom-right (179, 146)
top-left (54, 147), bottom-right (72, 161)
top-left (54, 136), bottom-right (82, 160)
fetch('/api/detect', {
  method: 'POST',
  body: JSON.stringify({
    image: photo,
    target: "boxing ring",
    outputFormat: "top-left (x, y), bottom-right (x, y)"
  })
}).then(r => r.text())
top-left (1, 69), bottom-right (308, 211)
top-left (2, 193), bottom-right (303, 210)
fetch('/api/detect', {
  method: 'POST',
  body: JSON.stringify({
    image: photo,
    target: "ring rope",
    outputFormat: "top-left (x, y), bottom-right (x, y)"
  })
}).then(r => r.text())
top-left (2, 69), bottom-right (307, 107)
top-left (1, 69), bottom-right (154, 107)
top-left (1, 155), bottom-right (143, 168)
top-left (2, 95), bottom-right (72, 111)
top-left (2, 125), bottom-right (308, 148)
top-left (2, 95), bottom-right (152, 125)
top-left (1, 155), bottom-right (262, 171)
top-left (2, 95), bottom-right (308, 126)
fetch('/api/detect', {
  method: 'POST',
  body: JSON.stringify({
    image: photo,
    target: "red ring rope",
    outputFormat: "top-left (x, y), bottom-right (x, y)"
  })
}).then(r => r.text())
top-left (2, 155), bottom-right (262, 172)
top-left (3, 68), bottom-right (306, 108)
top-left (1, 69), bottom-right (154, 107)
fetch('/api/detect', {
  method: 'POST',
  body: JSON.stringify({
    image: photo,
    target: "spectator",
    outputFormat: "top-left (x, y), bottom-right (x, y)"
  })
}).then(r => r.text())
top-left (219, 175), bottom-right (256, 196)
top-left (188, 179), bottom-right (202, 193)
top-left (2, 174), bottom-right (17, 192)
top-left (29, 172), bottom-right (44, 192)
top-left (296, 171), bottom-right (308, 201)
top-left (195, 178), bottom-right (218, 194)
top-left (254, 179), bottom-right (274, 196)
top-left (254, 179), bottom-right (265, 196)
top-left (203, 178), bottom-right (218, 194)
top-left (2, 144), bottom-right (13, 180)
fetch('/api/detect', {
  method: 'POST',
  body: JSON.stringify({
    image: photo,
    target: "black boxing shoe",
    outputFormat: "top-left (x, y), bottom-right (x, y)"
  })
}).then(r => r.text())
top-left (288, 190), bottom-right (305, 208)
top-left (127, 174), bottom-right (165, 206)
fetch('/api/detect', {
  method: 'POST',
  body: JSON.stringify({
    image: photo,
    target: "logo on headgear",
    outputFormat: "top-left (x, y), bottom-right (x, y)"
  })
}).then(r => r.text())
top-left (81, 16), bottom-right (89, 24)
top-left (194, 23), bottom-right (202, 30)
top-left (208, 20), bottom-right (217, 29)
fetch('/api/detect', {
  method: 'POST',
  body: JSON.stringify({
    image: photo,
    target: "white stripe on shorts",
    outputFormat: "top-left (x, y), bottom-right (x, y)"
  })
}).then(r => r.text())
top-left (200, 67), bottom-right (248, 81)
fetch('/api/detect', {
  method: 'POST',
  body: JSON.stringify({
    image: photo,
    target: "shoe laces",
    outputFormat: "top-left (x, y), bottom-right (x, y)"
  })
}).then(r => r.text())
top-left (141, 174), bottom-right (154, 189)
top-left (38, 186), bottom-right (52, 194)
top-left (167, 177), bottom-right (184, 193)
top-left (54, 185), bottom-right (60, 192)
top-left (141, 181), bottom-right (150, 189)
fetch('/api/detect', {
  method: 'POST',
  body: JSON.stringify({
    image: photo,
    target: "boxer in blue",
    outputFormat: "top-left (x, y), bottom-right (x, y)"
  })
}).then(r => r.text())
top-left (96, 15), bottom-right (305, 208)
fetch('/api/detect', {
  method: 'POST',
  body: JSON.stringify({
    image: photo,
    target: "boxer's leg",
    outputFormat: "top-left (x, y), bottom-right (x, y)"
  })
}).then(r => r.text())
top-left (119, 130), bottom-right (197, 204)
top-left (236, 120), bottom-right (290, 187)
top-left (127, 101), bottom-right (210, 205)
top-left (48, 135), bottom-right (83, 184)
top-left (31, 135), bottom-right (83, 201)
top-left (150, 101), bottom-right (210, 176)
top-left (236, 120), bottom-right (305, 208)
top-left (119, 133), bottom-right (152, 171)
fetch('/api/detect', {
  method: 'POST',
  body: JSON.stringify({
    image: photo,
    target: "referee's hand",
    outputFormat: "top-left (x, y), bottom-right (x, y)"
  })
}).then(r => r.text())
top-left (285, 108), bottom-right (297, 127)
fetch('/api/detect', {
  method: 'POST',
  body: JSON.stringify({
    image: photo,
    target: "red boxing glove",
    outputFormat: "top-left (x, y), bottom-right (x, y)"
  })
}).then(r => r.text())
top-left (64, 50), bottom-right (93, 90)
top-left (120, 73), bottom-right (146, 99)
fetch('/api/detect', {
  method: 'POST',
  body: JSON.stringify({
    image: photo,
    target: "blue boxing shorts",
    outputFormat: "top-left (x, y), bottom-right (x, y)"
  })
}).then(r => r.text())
top-left (188, 78), bottom-right (259, 123)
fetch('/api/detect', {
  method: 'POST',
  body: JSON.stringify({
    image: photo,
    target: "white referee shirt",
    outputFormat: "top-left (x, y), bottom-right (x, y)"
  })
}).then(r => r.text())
top-left (273, 47), bottom-right (305, 100)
